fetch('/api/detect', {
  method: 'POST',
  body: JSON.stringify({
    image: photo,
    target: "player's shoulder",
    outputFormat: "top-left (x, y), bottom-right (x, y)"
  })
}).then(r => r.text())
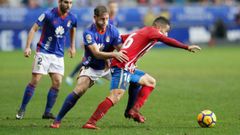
top-left (107, 24), bottom-right (119, 35)
top-left (83, 24), bottom-right (95, 35)
top-left (67, 11), bottom-right (77, 20)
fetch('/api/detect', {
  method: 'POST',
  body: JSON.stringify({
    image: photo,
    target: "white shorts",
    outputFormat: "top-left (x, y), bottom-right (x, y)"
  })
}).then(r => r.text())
top-left (32, 52), bottom-right (64, 75)
top-left (79, 67), bottom-right (111, 81)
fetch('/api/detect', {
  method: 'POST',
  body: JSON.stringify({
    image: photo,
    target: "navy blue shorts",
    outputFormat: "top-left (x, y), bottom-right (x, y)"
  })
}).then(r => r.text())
top-left (130, 69), bottom-right (146, 83)
top-left (110, 67), bottom-right (131, 90)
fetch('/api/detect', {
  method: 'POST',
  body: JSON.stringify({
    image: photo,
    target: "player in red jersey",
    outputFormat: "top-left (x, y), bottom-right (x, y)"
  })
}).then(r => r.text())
top-left (82, 16), bottom-right (201, 129)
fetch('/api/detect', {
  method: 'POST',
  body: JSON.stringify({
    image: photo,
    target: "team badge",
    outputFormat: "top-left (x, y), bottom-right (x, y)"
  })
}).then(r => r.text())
top-left (67, 20), bottom-right (71, 27)
top-left (86, 34), bottom-right (92, 43)
top-left (106, 36), bottom-right (110, 42)
top-left (38, 13), bottom-right (45, 22)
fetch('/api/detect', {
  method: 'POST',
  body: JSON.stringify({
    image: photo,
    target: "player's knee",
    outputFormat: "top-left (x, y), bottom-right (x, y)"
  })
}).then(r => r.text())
top-left (74, 85), bottom-right (88, 95)
top-left (146, 76), bottom-right (156, 88)
top-left (30, 77), bottom-right (41, 87)
top-left (148, 77), bottom-right (156, 88)
top-left (52, 78), bottom-right (62, 89)
top-left (74, 77), bottom-right (91, 95)
top-left (108, 89), bottom-right (125, 104)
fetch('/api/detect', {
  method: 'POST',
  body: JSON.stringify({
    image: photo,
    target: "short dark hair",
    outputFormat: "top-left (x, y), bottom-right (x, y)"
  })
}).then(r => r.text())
top-left (152, 16), bottom-right (170, 26)
top-left (94, 5), bottom-right (108, 16)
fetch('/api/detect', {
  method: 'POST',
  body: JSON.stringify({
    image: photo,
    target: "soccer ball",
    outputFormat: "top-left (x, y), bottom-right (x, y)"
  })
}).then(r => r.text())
top-left (197, 110), bottom-right (216, 128)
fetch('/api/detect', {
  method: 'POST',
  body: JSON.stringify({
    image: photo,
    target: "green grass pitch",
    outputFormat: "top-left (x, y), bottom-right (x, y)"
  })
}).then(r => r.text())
top-left (0, 46), bottom-right (239, 135)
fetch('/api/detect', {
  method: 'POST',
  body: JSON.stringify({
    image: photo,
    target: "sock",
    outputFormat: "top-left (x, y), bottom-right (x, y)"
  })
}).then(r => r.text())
top-left (87, 98), bottom-right (113, 125)
top-left (125, 82), bottom-right (142, 113)
top-left (44, 87), bottom-right (59, 114)
top-left (133, 86), bottom-right (154, 110)
top-left (55, 92), bottom-right (80, 122)
top-left (19, 83), bottom-right (35, 111)
top-left (69, 63), bottom-right (83, 78)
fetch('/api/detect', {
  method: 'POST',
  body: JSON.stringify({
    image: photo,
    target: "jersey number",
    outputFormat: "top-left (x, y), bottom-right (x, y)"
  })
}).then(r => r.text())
top-left (122, 33), bottom-right (136, 49)
top-left (37, 57), bottom-right (42, 65)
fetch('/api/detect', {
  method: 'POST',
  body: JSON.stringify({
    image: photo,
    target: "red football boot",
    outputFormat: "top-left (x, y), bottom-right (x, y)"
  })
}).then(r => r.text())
top-left (128, 108), bottom-right (145, 123)
top-left (82, 123), bottom-right (100, 130)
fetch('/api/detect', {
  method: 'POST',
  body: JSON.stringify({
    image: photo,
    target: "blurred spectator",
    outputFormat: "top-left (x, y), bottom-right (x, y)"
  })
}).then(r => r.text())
top-left (42, 0), bottom-right (57, 7)
top-left (0, 0), bottom-right (8, 7)
top-left (108, 0), bottom-right (119, 26)
top-left (8, 0), bottom-right (22, 7)
top-left (209, 18), bottom-right (227, 46)
top-left (235, 9), bottom-right (240, 25)
top-left (27, 0), bottom-right (40, 8)
top-left (144, 8), bottom-right (156, 26)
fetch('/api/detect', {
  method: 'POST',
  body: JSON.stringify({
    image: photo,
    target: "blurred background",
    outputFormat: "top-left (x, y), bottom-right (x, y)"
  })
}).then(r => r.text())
top-left (0, 0), bottom-right (239, 51)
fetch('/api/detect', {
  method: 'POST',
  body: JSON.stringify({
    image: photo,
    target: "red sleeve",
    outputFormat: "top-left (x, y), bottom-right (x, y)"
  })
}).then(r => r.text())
top-left (149, 28), bottom-right (189, 50)
top-left (121, 34), bottom-right (130, 43)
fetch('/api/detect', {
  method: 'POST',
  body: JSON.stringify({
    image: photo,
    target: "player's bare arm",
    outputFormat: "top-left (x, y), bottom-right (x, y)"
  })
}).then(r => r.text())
top-left (68, 27), bottom-right (76, 58)
top-left (87, 44), bottom-right (128, 63)
top-left (24, 23), bottom-right (39, 57)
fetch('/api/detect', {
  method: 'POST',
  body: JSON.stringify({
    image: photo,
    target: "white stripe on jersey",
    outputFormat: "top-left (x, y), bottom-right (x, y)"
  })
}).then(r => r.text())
top-left (125, 41), bottom-right (155, 72)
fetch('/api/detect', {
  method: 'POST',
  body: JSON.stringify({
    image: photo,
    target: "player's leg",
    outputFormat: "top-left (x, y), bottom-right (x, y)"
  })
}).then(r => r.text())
top-left (124, 69), bottom-right (145, 118)
top-left (16, 52), bottom-right (47, 120)
top-left (43, 54), bottom-right (65, 119)
top-left (51, 67), bottom-right (97, 128)
top-left (82, 67), bottom-right (130, 129)
top-left (128, 73), bottom-right (156, 122)
top-left (16, 73), bottom-right (43, 119)
top-left (42, 73), bottom-right (62, 119)
top-left (65, 62), bottom-right (83, 86)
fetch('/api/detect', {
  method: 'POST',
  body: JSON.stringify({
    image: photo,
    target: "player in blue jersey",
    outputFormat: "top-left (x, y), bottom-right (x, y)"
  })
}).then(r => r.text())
top-left (65, 0), bottom-right (119, 86)
top-left (16, 0), bottom-right (77, 120)
top-left (50, 5), bottom-right (128, 128)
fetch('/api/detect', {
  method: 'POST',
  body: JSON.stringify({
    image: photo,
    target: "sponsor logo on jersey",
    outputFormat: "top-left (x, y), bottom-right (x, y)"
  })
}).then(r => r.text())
top-left (55, 26), bottom-right (65, 38)
top-left (86, 34), bottom-right (92, 44)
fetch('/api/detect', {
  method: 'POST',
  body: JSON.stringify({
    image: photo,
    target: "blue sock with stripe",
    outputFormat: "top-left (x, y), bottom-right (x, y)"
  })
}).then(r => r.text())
top-left (44, 87), bottom-right (59, 114)
top-left (55, 92), bottom-right (80, 122)
top-left (20, 83), bottom-right (35, 111)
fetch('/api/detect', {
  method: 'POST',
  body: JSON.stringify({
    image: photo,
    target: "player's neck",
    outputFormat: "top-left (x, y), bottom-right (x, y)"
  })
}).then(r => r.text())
top-left (57, 7), bottom-right (68, 18)
top-left (96, 25), bottom-right (106, 34)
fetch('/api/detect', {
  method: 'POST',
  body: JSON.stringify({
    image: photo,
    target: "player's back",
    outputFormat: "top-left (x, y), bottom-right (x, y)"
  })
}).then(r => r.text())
top-left (112, 26), bottom-right (157, 72)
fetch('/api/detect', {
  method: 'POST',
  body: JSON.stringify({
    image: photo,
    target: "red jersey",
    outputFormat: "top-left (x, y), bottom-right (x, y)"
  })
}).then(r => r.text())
top-left (111, 26), bottom-right (189, 73)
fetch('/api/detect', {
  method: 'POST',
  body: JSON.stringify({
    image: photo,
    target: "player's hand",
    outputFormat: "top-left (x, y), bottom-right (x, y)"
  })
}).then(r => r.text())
top-left (188, 45), bottom-right (201, 53)
top-left (24, 47), bottom-right (32, 57)
top-left (68, 47), bottom-right (76, 58)
top-left (113, 50), bottom-right (129, 63)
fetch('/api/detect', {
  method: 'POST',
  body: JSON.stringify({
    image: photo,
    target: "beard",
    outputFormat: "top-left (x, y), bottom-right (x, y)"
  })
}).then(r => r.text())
top-left (60, 4), bottom-right (70, 14)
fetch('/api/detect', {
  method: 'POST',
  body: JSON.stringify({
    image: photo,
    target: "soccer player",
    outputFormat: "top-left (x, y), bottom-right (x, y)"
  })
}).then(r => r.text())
top-left (16, 0), bottom-right (77, 120)
top-left (82, 16), bottom-right (201, 129)
top-left (50, 5), bottom-right (128, 128)
top-left (65, 0), bottom-right (119, 86)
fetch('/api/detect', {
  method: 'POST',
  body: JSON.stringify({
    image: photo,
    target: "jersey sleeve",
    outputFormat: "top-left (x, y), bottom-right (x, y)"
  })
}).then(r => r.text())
top-left (83, 30), bottom-right (96, 46)
top-left (35, 11), bottom-right (48, 27)
top-left (111, 27), bottom-right (122, 46)
top-left (149, 28), bottom-right (188, 50)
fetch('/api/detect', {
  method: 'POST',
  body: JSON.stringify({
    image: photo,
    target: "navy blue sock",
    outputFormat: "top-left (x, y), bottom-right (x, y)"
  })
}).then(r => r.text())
top-left (69, 63), bottom-right (83, 78)
top-left (55, 92), bottom-right (80, 122)
top-left (20, 83), bottom-right (35, 111)
top-left (44, 87), bottom-right (59, 114)
top-left (125, 82), bottom-right (142, 113)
